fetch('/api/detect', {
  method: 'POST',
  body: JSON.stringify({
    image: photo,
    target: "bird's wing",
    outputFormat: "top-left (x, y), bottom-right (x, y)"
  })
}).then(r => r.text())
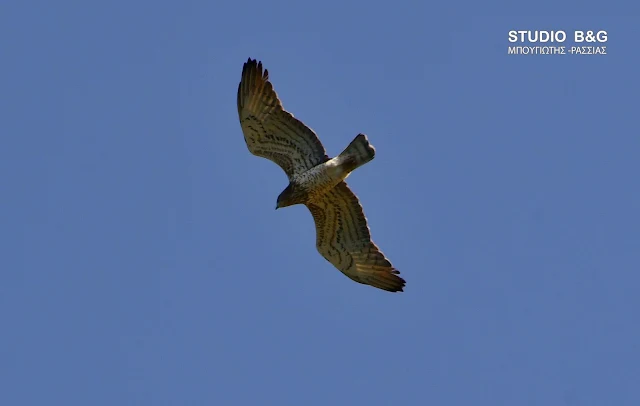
top-left (306, 182), bottom-right (405, 292)
top-left (237, 58), bottom-right (329, 179)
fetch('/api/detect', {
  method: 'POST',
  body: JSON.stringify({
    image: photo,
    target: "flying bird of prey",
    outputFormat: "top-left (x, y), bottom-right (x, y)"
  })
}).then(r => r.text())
top-left (237, 58), bottom-right (405, 292)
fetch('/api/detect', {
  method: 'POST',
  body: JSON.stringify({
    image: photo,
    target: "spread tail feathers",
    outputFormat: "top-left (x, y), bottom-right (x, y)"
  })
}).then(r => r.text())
top-left (338, 134), bottom-right (376, 172)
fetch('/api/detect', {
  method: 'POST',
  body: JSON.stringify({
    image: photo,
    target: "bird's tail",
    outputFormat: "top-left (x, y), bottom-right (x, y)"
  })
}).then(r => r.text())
top-left (337, 134), bottom-right (376, 173)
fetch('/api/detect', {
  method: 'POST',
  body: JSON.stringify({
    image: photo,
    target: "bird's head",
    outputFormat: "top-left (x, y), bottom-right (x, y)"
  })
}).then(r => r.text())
top-left (276, 182), bottom-right (307, 210)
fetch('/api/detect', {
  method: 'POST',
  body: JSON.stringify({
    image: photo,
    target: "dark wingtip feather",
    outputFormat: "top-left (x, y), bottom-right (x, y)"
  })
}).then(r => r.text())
top-left (372, 270), bottom-right (406, 293)
top-left (387, 270), bottom-right (406, 292)
top-left (391, 276), bottom-right (406, 293)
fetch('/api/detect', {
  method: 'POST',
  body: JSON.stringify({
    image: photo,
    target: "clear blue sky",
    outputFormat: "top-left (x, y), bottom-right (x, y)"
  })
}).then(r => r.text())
top-left (2, 1), bottom-right (639, 405)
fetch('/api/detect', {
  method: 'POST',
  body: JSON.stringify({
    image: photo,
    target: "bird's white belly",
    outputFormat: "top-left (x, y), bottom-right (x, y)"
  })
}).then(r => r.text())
top-left (294, 158), bottom-right (349, 200)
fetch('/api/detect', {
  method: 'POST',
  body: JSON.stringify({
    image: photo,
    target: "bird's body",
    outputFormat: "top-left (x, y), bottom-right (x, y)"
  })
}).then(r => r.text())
top-left (278, 134), bottom-right (375, 207)
top-left (237, 58), bottom-right (406, 292)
